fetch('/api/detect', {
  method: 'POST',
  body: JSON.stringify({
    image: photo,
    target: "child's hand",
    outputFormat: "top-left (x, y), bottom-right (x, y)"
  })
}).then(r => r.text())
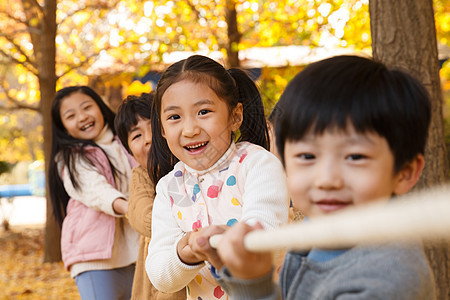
top-left (188, 225), bottom-right (228, 269)
top-left (217, 222), bottom-right (272, 279)
top-left (177, 225), bottom-right (228, 267)
top-left (112, 197), bottom-right (128, 215)
top-left (177, 231), bottom-right (201, 265)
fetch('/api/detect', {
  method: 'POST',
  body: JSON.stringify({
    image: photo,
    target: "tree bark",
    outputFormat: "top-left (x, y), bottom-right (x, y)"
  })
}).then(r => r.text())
top-left (370, 1), bottom-right (449, 299)
top-left (38, 0), bottom-right (60, 263)
top-left (225, 0), bottom-right (241, 68)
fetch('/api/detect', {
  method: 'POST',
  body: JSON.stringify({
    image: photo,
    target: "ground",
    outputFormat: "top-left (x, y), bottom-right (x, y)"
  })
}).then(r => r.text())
top-left (0, 225), bottom-right (79, 300)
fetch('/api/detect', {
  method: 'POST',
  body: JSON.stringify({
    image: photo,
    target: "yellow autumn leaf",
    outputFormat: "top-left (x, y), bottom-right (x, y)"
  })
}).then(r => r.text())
top-left (126, 81), bottom-right (152, 96)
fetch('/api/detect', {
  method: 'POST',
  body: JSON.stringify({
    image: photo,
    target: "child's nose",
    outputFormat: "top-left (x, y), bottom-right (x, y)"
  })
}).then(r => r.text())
top-left (314, 159), bottom-right (343, 190)
top-left (182, 118), bottom-right (200, 137)
top-left (144, 132), bottom-right (152, 145)
top-left (78, 111), bottom-right (88, 122)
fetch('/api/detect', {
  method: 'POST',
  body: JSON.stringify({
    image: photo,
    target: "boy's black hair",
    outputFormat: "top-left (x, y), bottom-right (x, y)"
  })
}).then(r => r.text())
top-left (48, 86), bottom-right (119, 226)
top-left (267, 100), bottom-right (282, 124)
top-left (114, 92), bottom-right (154, 154)
top-left (149, 55), bottom-right (269, 186)
top-left (275, 55), bottom-right (431, 172)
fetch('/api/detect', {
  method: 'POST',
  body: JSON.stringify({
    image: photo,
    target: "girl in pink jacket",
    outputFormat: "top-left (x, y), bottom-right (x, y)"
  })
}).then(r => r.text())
top-left (48, 86), bottom-right (139, 300)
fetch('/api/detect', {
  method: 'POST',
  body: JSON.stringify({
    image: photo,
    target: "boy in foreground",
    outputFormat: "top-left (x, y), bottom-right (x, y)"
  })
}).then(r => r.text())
top-left (215, 55), bottom-right (436, 300)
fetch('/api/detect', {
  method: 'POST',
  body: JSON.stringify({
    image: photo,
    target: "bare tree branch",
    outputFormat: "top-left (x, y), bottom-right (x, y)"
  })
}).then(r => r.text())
top-left (27, 0), bottom-right (44, 15)
top-left (58, 0), bottom-right (120, 28)
top-left (57, 55), bottom-right (97, 79)
top-left (0, 10), bottom-right (41, 34)
top-left (56, 39), bottom-right (153, 79)
top-left (0, 10), bottom-right (27, 25)
top-left (0, 49), bottom-right (39, 76)
top-left (0, 104), bottom-right (39, 112)
top-left (185, 0), bottom-right (201, 19)
top-left (1, 35), bottom-right (37, 71)
top-left (0, 28), bottom-right (38, 37)
top-left (182, 0), bottom-right (225, 49)
top-left (0, 83), bottom-right (39, 112)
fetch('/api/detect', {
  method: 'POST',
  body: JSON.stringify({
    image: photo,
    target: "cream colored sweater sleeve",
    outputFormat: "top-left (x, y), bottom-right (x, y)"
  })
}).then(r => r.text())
top-left (60, 157), bottom-right (125, 217)
top-left (146, 175), bottom-right (204, 293)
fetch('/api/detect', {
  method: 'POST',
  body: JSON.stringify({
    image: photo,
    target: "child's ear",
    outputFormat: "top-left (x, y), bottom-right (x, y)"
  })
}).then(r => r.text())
top-left (393, 154), bottom-right (425, 195)
top-left (230, 103), bottom-right (243, 131)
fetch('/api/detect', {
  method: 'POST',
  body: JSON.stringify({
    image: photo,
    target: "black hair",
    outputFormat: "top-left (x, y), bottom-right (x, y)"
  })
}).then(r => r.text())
top-left (48, 85), bottom-right (119, 226)
top-left (149, 55), bottom-right (269, 186)
top-left (275, 55), bottom-right (431, 173)
top-left (114, 92), bottom-right (154, 154)
top-left (268, 100), bottom-right (281, 124)
top-left (267, 101), bottom-right (282, 153)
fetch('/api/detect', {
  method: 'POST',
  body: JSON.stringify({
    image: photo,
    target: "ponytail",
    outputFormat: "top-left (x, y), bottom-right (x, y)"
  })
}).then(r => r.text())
top-left (148, 102), bottom-right (179, 188)
top-left (228, 68), bottom-right (269, 150)
top-left (148, 55), bottom-right (269, 187)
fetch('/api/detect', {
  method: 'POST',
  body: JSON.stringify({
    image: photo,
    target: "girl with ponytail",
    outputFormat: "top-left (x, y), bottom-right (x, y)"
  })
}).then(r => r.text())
top-left (146, 55), bottom-right (289, 300)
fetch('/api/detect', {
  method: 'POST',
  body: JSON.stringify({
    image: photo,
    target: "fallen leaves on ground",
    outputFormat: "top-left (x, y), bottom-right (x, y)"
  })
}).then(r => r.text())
top-left (0, 226), bottom-right (79, 300)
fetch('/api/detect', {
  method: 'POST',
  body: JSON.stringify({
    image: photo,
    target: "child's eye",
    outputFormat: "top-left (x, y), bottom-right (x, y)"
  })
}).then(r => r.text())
top-left (131, 133), bottom-right (142, 141)
top-left (168, 114), bottom-right (180, 120)
top-left (65, 114), bottom-right (74, 120)
top-left (198, 109), bottom-right (211, 116)
top-left (346, 154), bottom-right (367, 161)
top-left (83, 104), bottom-right (92, 110)
top-left (299, 153), bottom-right (315, 160)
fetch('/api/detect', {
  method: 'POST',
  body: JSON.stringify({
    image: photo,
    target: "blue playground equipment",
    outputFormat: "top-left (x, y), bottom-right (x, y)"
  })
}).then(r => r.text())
top-left (0, 184), bottom-right (32, 198)
top-left (0, 160), bottom-right (45, 199)
top-left (0, 161), bottom-right (45, 230)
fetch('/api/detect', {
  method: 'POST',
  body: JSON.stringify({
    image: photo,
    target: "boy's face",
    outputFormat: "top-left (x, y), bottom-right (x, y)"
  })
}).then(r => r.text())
top-left (284, 124), bottom-right (405, 218)
top-left (128, 116), bottom-right (152, 169)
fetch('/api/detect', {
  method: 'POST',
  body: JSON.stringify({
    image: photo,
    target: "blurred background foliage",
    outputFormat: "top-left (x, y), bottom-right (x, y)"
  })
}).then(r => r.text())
top-left (0, 0), bottom-right (449, 175)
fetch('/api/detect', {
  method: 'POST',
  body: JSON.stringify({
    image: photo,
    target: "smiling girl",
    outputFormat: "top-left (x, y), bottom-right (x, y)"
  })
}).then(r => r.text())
top-left (145, 55), bottom-right (290, 300)
top-left (48, 86), bottom-right (139, 300)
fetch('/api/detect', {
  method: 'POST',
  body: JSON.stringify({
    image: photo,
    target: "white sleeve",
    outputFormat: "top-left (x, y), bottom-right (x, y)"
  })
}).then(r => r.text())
top-left (145, 177), bottom-right (204, 293)
top-left (240, 150), bottom-right (290, 229)
top-left (61, 158), bottom-right (125, 217)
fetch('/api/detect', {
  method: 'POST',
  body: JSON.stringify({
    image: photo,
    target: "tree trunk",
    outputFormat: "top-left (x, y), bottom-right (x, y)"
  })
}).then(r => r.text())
top-left (225, 0), bottom-right (241, 68)
top-left (39, 0), bottom-right (60, 263)
top-left (370, 1), bottom-right (449, 299)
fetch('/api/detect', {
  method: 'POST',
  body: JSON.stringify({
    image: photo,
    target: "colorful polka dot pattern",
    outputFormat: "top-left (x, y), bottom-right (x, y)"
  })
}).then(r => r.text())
top-left (195, 275), bottom-right (202, 285)
top-left (226, 218), bottom-right (238, 226)
top-left (167, 142), bottom-right (261, 299)
top-left (207, 185), bottom-right (220, 198)
top-left (192, 184), bottom-right (200, 202)
top-left (213, 286), bottom-right (225, 298)
top-left (226, 175), bottom-right (236, 186)
top-left (192, 220), bottom-right (202, 231)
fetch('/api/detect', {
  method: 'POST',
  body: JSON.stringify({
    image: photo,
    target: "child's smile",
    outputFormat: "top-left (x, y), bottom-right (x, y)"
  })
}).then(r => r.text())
top-left (184, 141), bottom-right (208, 153)
top-left (284, 124), bottom-right (405, 218)
top-left (160, 80), bottom-right (242, 171)
top-left (60, 92), bottom-right (105, 141)
top-left (313, 198), bottom-right (351, 213)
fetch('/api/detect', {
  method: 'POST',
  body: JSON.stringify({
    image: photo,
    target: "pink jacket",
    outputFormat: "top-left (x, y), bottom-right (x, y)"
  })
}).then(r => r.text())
top-left (61, 138), bottom-right (137, 270)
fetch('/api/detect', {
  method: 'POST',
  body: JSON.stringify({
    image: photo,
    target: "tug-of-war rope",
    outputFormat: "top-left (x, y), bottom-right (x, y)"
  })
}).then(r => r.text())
top-left (209, 185), bottom-right (450, 252)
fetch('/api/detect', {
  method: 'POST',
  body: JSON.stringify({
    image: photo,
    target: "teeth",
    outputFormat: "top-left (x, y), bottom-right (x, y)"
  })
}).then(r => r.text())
top-left (81, 123), bottom-right (94, 131)
top-left (186, 142), bottom-right (207, 149)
